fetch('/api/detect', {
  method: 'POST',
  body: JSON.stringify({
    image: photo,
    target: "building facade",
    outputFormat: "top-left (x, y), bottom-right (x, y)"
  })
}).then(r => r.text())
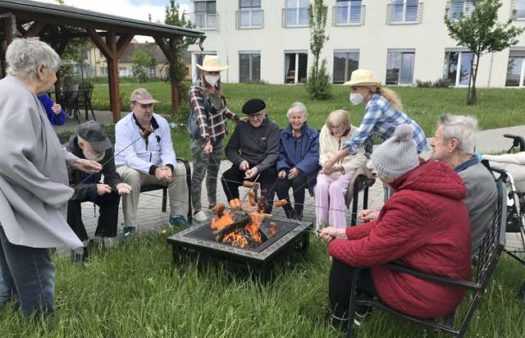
top-left (187, 0), bottom-right (525, 87)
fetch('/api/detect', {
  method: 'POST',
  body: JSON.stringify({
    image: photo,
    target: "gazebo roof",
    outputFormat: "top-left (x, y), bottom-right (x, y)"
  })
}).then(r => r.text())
top-left (0, 0), bottom-right (205, 39)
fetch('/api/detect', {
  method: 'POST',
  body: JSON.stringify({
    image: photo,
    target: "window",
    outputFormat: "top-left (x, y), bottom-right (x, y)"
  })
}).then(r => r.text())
top-left (443, 50), bottom-right (473, 86)
top-left (283, 0), bottom-right (309, 27)
top-left (237, 0), bottom-right (263, 29)
top-left (388, 0), bottom-right (420, 24)
top-left (448, 0), bottom-right (475, 20)
top-left (386, 50), bottom-right (415, 85)
top-left (333, 50), bottom-right (359, 84)
top-left (239, 52), bottom-right (261, 83)
top-left (334, 0), bottom-right (364, 25)
top-left (284, 52), bottom-right (308, 84)
top-left (506, 50), bottom-right (525, 87)
top-left (194, 0), bottom-right (217, 29)
top-left (512, 0), bottom-right (525, 20)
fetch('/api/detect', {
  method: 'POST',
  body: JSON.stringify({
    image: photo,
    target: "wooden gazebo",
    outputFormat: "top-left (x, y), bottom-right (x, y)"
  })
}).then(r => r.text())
top-left (0, 0), bottom-right (205, 122)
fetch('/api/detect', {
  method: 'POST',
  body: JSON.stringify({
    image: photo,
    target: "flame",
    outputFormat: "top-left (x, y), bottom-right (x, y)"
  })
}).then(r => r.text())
top-left (245, 212), bottom-right (264, 243)
top-left (223, 230), bottom-right (249, 248)
top-left (210, 210), bottom-right (235, 230)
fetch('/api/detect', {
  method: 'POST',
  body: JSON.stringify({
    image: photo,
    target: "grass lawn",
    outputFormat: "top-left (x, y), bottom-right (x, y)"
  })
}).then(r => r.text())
top-left (1, 233), bottom-right (524, 337)
top-left (92, 82), bottom-right (525, 159)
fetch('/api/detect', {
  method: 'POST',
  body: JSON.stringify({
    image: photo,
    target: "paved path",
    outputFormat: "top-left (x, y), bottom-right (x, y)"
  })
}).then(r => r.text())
top-left (57, 111), bottom-right (525, 251)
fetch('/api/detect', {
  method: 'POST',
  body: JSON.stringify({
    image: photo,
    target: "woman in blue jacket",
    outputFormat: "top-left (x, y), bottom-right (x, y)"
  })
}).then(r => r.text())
top-left (275, 102), bottom-right (320, 220)
top-left (38, 94), bottom-right (66, 125)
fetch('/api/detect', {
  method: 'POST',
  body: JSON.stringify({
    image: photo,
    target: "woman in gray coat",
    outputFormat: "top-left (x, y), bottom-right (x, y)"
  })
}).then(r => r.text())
top-left (0, 38), bottom-right (101, 318)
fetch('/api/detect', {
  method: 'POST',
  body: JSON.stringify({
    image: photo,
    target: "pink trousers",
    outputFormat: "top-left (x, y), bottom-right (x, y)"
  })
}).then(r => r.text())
top-left (314, 172), bottom-right (353, 230)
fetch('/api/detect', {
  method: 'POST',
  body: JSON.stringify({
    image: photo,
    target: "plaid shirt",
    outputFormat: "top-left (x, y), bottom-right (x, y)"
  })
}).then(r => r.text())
top-left (188, 82), bottom-right (238, 142)
top-left (343, 94), bottom-right (427, 154)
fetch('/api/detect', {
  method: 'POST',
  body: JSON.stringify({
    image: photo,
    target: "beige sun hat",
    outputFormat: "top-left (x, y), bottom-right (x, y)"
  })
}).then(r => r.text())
top-left (343, 69), bottom-right (381, 87)
top-left (196, 55), bottom-right (228, 72)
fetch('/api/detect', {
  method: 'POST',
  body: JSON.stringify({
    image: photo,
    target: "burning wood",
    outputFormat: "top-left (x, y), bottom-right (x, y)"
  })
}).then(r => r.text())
top-left (210, 200), bottom-right (269, 248)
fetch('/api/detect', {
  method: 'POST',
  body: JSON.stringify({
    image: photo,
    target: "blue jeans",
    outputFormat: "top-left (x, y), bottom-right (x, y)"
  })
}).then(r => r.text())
top-left (0, 225), bottom-right (55, 318)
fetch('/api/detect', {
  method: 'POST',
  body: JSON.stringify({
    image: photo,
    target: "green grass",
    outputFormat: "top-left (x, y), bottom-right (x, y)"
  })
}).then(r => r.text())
top-left (92, 82), bottom-right (525, 159)
top-left (1, 233), bottom-right (524, 337)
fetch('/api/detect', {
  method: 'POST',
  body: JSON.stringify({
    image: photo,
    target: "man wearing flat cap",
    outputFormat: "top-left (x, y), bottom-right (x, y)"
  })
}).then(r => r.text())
top-left (115, 88), bottom-right (190, 236)
top-left (65, 121), bottom-right (132, 252)
top-left (221, 98), bottom-right (280, 213)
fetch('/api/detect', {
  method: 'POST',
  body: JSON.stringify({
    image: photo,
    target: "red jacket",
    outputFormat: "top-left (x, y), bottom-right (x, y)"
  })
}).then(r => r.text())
top-left (329, 161), bottom-right (471, 318)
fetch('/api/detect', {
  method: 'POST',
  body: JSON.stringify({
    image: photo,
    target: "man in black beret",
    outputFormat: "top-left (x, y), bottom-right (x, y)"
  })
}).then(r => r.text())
top-left (221, 98), bottom-right (280, 212)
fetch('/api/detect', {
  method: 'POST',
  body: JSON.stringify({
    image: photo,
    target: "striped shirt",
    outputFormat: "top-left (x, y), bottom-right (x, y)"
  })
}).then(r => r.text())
top-left (343, 94), bottom-right (428, 154)
top-left (188, 82), bottom-right (238, 142)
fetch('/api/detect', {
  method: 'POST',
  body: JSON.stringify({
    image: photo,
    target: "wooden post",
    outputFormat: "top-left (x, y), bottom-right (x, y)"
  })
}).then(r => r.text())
top-left (87, 29), bottom-right (133, 122)
top-left (1, 14), bottom-right (16, 77)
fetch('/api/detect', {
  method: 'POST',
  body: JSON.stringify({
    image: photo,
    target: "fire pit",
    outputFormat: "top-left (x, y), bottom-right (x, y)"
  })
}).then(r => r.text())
top-left (166, 215), bottom-right (311, 271)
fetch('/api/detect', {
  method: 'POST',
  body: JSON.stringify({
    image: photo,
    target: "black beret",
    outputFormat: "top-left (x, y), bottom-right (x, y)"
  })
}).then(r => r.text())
top-left (241, 98), bottom-right (266, 115)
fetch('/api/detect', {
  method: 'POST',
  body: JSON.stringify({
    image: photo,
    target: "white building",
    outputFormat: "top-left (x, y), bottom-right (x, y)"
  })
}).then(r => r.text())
top-left (187, 0), bottom-right (525, 87)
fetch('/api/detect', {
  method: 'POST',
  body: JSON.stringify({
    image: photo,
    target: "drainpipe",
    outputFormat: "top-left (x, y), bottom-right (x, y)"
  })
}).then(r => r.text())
top-left (487, 52), bottom-right (494, 88)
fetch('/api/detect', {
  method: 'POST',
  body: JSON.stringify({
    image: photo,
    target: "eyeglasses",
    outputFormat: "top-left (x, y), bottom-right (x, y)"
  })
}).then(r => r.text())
top-left (249, 112), bottom-right (265, 119)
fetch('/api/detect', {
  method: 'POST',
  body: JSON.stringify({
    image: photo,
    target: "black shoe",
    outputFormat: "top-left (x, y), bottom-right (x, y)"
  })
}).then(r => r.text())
top-left (283, 204), bottom-right (296, 219)
top-left (294, 207), bottom-right (303, 221)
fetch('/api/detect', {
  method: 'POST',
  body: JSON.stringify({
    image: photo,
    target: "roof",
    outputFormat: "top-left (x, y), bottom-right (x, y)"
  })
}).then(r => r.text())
top-left (0, 0), bottom-right (205, 39)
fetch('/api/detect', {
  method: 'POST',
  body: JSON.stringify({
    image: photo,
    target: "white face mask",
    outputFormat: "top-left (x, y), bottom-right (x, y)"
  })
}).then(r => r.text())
top-left (349, 93), bottom-right (364, 105)
top-left (204, 74), bottom-right (220, 87)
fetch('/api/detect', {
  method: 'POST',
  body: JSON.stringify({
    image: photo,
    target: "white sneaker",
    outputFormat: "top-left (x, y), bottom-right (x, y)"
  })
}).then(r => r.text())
top-left (194, 210), bottom-right (209, 222)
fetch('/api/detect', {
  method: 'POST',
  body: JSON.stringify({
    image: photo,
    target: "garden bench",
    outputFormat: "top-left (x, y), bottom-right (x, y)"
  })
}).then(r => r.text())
top-left (345, 169), bottom-right (507, 338)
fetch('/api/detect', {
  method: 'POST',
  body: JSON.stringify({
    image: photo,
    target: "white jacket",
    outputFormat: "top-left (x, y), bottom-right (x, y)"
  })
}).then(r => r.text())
top-left (319, 124), bottom-right (367, 174)
top-left (115, 112), bottom-right (176, 174)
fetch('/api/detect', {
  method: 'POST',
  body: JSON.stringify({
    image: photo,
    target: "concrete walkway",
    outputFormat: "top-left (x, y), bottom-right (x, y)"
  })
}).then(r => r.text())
top-left (58, 111), bottom-right (525, 251)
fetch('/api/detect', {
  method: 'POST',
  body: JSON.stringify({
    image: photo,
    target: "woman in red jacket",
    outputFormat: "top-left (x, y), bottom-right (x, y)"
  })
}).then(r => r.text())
top-left (320, 124), bottom-right (471, 329)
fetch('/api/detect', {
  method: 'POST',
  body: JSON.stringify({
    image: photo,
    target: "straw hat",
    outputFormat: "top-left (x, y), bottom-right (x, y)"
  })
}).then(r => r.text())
top-left (196, 55), bottom-right (228, 72)
top-left (343, 69), bottom-right (381, 87)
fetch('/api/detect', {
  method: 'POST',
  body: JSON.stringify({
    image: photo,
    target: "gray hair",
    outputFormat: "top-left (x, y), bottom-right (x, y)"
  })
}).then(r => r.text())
top-left (6, 38), bottom-right (60, 80)
top-left (437, 113), bottom-right (478, 154)
top-left (325, 109), bottom-right (350, 129)
top-left (286, 101), bottom-right (308, 119)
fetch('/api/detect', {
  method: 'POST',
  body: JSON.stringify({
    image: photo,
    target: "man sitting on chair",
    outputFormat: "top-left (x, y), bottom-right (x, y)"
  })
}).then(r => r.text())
top-left (115, 88), bottom-right (190, 236)
top-left (66, 121), bottom-right (132, 256)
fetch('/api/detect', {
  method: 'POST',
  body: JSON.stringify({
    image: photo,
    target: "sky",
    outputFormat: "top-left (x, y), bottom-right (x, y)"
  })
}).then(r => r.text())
top-left (33, 0), bottom-right (192, 41)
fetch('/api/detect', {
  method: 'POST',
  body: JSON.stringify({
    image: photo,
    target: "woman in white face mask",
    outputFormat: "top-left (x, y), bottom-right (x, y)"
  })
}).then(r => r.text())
top-left (323, 69), bottom-right (428, 173)
top-left (188, 55), bottom-right (239, 222)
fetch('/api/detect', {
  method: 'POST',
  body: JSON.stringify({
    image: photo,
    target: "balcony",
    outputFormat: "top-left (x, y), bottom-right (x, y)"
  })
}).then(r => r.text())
top-left (332, 4), bottom-right (365, 26)
top-left (194, 12), bottom-right (218, 30)
top-left (386, 2), bottom-right (423, 25)
top-left (236, 9), bottom-right (264, 29)
top-left (282, 7), bottom-right (309, 28)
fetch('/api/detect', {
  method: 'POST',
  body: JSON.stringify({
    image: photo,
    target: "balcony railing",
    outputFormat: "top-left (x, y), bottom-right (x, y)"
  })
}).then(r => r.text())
top-left (282, 7), bottom-right (309, 28)
top-left (386, 3), bottom-right (423, 24)
top-left (236, 9), bottom-right (264, 29)
top-left (332, 4), bottom-right (366, 26)
top-left (446, 1), bottom-right (475, 20)
top-left (194, 12), bottom-right (218, 30)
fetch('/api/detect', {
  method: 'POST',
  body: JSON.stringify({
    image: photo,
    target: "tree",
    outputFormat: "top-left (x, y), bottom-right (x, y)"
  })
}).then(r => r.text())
top-left (306, 0), bottom-right (331, 100)
top-left (444, 0), bottom-right (524, 105)
top-left (164, 0), bottom-right (196, 113)
top-left (131, 47), bottom-right (156, 83)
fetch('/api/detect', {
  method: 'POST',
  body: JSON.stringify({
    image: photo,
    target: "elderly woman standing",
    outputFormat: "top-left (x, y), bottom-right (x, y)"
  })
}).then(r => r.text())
top-left (275, 102), bottom-right (319, 220)
top-left (315, 110), bottom-right (367, 229)
top-left (0, 38), bottom-right (100, 318)
top-left (323, 69), bottom-right (427, 172)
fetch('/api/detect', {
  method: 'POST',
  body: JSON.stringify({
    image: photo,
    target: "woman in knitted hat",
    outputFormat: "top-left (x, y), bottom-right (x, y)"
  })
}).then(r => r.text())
top-left (314, 109), bottom-right (367, 229)
top-left (188, 56), bottom-right (239, 222)
top-left (320, 124), bottom-right (471, 330)
top-left (323, 69), bottom-right (427, 173)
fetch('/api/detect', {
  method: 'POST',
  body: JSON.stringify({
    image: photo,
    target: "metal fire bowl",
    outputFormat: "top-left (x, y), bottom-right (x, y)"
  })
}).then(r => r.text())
top-left (167, 216), bottom-right (311, 267)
